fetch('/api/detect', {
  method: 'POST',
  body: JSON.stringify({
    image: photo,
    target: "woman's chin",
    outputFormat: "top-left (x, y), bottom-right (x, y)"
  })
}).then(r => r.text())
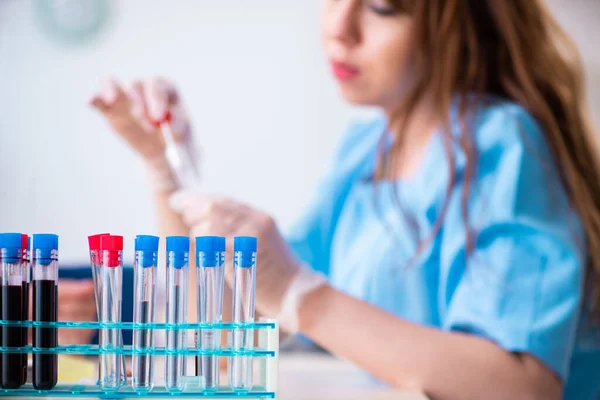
top-left (337, 87), bottom-right (382, 107)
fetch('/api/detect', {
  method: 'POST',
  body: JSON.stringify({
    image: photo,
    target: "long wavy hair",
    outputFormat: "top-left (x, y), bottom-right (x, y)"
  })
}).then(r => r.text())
top-left (384, 0), bottom-right (600, 316)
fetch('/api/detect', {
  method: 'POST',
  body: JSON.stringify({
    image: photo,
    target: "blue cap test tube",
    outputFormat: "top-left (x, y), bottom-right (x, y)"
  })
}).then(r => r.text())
top-left (165, 236), bottom-right (189, 392)
top-left (229, 236), bottom-right (257, 392)
top-left (0, 233), bottom-right (25, 389)
top-left (195, 236), bottom-right (226, 390)
top-left (31, 233), bottom-right (59, 390)
top-left (132, 235), bottom-right (159, 393)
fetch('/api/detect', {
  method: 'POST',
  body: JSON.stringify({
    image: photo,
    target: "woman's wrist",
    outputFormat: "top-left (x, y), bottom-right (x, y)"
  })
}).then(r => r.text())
top-left (143, 155), bottom-right (179, 193)
top-left (297, 282), bottom-right (334, 335)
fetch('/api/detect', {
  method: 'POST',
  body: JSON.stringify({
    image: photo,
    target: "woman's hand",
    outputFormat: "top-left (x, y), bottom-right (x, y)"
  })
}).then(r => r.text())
top-left (57, 280), bottom-right (96, 344)
top-left (171, 192), bottom-right (304, 319)
top-left (89, 78), bottom-right (196, 191)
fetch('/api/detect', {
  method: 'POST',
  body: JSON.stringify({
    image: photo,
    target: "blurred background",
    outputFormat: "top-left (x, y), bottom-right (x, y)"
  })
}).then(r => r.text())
top-left (0, 0), bottom-right (598, 266)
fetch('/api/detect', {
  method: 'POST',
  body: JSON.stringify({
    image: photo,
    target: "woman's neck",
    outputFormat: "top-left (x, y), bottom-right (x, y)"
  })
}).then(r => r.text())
top-left (382, 96), bottom-right (441, 180)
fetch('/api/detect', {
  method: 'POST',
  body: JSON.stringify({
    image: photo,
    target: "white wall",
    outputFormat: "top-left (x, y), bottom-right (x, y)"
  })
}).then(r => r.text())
top-left (0, 0), bottom-right (598, 264)
top-left (0, 0), bottom-right (359, 264)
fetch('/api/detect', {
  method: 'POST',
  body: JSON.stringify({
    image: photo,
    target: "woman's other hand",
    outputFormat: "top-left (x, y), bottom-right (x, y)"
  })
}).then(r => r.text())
top-left (89, 78), bottom-right (196, 191)
top-left (57, 280), bottom-right (96, 344)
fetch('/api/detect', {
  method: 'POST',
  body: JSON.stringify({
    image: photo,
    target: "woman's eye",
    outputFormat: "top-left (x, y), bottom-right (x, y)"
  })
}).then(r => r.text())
top-left (367, 0), bottom-right (397, 16)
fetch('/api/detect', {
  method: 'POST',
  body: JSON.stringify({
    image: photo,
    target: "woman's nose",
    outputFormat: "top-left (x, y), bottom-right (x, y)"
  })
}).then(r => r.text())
top-left (323, 0), bottom-right (361, 47)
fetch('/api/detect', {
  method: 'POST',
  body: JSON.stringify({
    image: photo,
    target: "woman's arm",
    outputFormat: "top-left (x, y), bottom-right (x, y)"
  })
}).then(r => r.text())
top-left (171, 191), bottom-right (566, 400)
top-left (90, 78), bottom-right (201, 321)
top-left (153, 190), bottom-right (200, 323)
top-left (299, 285), bottom-right (561, 400)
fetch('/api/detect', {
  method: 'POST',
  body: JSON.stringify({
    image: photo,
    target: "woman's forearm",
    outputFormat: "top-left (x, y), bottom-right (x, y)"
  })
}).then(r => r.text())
top-left (153, 190), bottom-right (198, 322)
top-left (154, 191), bottom-right (189, 237)
top-left (298, 285), bottom-right (561, 400)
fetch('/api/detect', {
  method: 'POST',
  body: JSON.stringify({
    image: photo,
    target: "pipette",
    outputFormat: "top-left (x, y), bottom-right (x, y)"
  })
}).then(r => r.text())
top-left (152, 111), bottom-right (200, 190)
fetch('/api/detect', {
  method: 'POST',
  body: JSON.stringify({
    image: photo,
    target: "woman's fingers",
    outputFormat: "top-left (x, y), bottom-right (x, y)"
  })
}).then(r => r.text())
top-left (89, 79), bottom-right (127, 115)
top-left (144, 77), bottom-right (174, 122)
top-left (174, 193), bottom-right (251, 230)
top-left (89, 79), bottom-right (118, 110)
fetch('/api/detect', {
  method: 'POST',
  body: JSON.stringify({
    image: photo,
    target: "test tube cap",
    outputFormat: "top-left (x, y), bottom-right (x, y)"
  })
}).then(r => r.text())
top-left (0, 233), bottom-right (22, 261)
top-left (234, 236), bottom-right (257, 252)
top-left (88, 233), bottom-right (110, 251)
top-left (166, 236), bottom-right (190, 252)
top-left (135, 235), bottom-right (160, 252)
top-left (100, 235), bottom-right (123, 251)
top-left (21, 234), bottom-right (28, 262)
top-left (32, 233), bottom-right (59, 264)
top-left (32, 233), bottom-right (59, 250)
top-left (0, 232), bottom-right (22, 248)
top-left (167, 236), bottom-right (189, 269)
top-left (196, 236), bottom-right (225, 268)
top-left (195, 236), bottom-right (225, 252)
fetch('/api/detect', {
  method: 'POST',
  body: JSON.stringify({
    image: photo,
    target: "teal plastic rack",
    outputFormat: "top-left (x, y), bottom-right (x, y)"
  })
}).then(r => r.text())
top-left (0, 319), bottom-right (280, 398)
top-left (1, 384), bottom-right (276, 399)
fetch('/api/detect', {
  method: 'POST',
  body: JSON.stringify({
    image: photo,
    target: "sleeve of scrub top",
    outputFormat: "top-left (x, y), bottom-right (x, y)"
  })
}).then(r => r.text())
top-left (441, 104), bottom-right (586, 382)
top-left (285, 117), bottom-right (384, 277)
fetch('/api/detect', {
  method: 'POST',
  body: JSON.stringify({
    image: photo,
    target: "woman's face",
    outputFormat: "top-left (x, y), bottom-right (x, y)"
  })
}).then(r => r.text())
top-left (321, 0), bottom-right (414, 110)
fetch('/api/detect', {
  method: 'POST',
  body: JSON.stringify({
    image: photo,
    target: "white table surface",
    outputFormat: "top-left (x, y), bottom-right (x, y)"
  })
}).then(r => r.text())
top-left (277, 353), bottom-right (428, 400)
top-left (10, 353), bottom-right (427, 399)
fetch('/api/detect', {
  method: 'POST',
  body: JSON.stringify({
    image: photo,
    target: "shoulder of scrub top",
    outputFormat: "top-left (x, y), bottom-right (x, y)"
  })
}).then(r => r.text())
top-left (444, 97), bottom-right (585, 250)
top-left (327, 113), bottom-right (388, 179)
top-left (450, 98), bottom-right (553, 169)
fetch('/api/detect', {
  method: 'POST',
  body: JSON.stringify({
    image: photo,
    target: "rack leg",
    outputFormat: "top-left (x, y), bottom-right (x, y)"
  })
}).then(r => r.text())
top-left (258, 319), bottom-right (278, 398)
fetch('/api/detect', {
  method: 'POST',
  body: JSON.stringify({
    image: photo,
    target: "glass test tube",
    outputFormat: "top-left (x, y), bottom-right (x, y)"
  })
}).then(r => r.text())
top-left (229, 236), bottom-right (257, 391)
top-left (32, 233), bottom-right (59, 390)
top-left (0, 233), bottom-right (24, 389)
top-left (132, 235), bottom-right (159, 393)
top-left (88, 233), bottom-right (109, 318)
top-left (195, 236), bottom-right (226, 390)
top-left (165, 236), bottom-right (189, 392)
top-left (88, 233), bottom-right (126, 385)
top-left (99, 235), bottom-right (124, 391)
top-left (156, 111), bottom-right (201, 190)
top-left (20, 234), bottom-right (29, 386)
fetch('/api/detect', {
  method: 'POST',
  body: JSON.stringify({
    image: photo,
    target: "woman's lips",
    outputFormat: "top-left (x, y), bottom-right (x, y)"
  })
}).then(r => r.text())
top-left (330, 61), bottom-right (360, 81)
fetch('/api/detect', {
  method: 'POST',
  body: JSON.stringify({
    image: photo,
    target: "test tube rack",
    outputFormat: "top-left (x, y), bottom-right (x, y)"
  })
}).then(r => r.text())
top-left (0, 319), bottom-right (279, 399)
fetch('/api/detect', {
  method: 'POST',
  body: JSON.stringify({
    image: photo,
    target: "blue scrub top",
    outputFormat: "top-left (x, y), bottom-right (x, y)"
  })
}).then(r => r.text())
top-left (286, 99), bottom-right (600, 399)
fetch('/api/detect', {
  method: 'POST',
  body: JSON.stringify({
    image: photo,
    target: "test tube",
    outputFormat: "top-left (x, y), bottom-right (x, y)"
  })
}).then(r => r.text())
top-left (32, 233), bottom-right (59, 390)
top-left (20, 234), bottom-right (29, 386)
top-left (88, 233), bottom-right (110, 317)
top-left (195, 236), bottom-right (226, 390)
top-left (165, 236), bottom-right (189, 392)
top-left (132, 235), bottom-right (159, 393)
top-left (155, 111), bottom-right (201, 190)
top-left (0, 233), bottom-right (25, 389)
top-left (229, 236), bottom-right (257, 391)
top-left (88, 233), bottom-right (126, 385)
top-left (99, 235), bottom-right (124, 391)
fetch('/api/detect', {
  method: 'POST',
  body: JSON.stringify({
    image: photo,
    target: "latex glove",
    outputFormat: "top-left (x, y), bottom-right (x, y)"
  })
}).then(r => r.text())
top-left (170, 191), bottom-right (327, 333)
top-left (89, 78), bottom-right (198, 192)
top-left (57, 280), bottom-right (96, 344)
